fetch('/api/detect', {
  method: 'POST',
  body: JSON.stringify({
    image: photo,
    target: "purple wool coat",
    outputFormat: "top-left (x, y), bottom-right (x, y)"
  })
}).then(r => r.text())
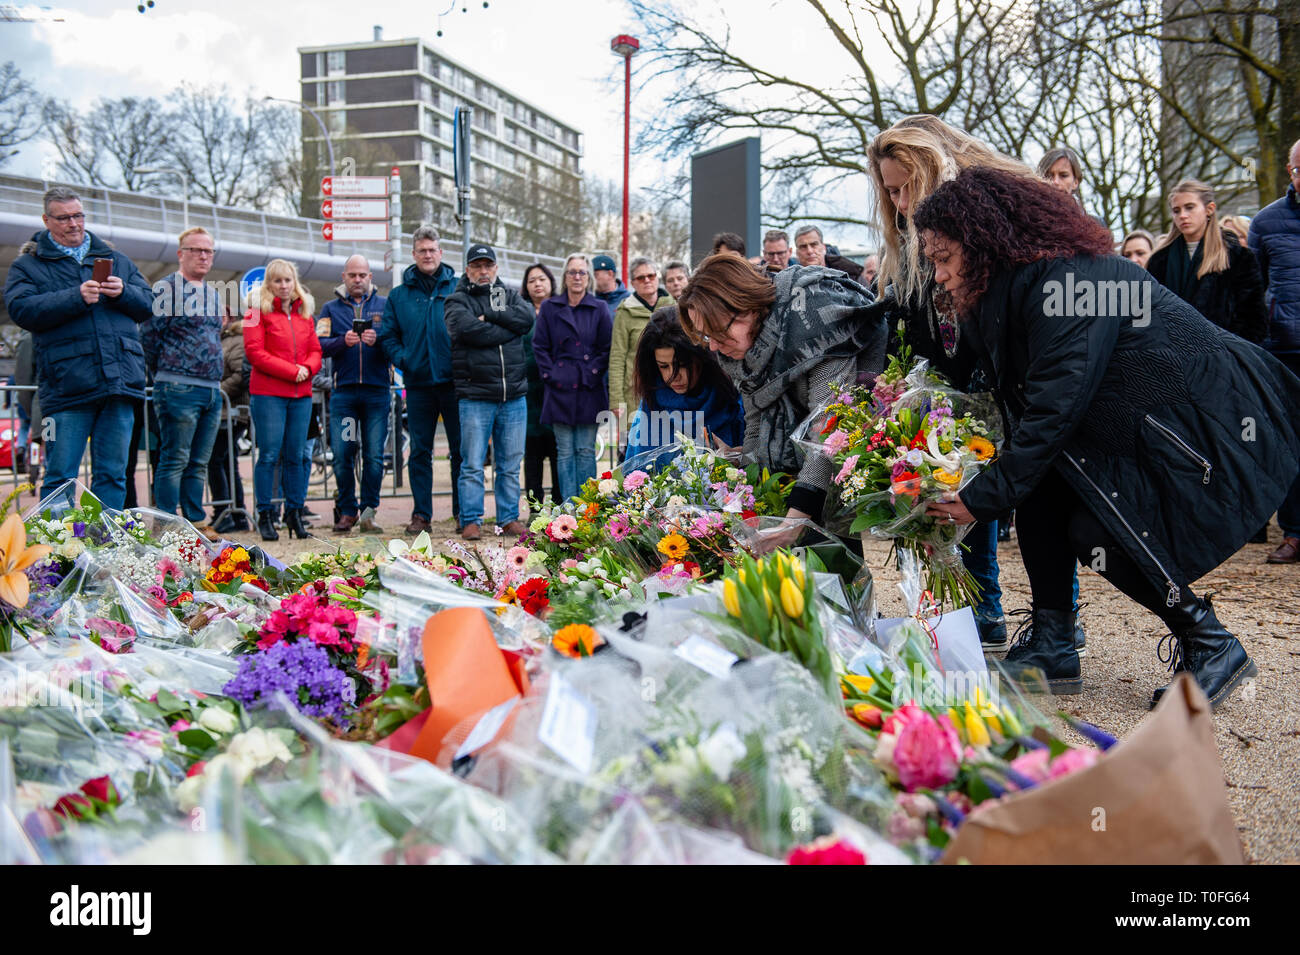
top-left (533, 291), bottom-right (613, 426)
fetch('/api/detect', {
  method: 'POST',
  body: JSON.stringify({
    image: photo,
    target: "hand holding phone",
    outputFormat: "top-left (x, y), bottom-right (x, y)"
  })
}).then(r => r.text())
top-left (91, 258), bottom-right (112, 284)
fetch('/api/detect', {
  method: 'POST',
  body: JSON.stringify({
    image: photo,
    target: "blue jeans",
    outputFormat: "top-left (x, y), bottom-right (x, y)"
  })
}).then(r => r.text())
top-left (330, 385), bottom-right (391, 516)
top-left (961, 520), bottom-right (1005, 622)
top-left (553, 422), bottom-right (598, 503)
top-left (250, 394), bottom-right (312, 513)
top-left (42, 398), bottom-right (135, 510)
top-left (405, 384), bottom-right (461, 522)
top-left (458, 396), bottom-right (526, 527)
top-left (152, 381), bottom-right (223, 522)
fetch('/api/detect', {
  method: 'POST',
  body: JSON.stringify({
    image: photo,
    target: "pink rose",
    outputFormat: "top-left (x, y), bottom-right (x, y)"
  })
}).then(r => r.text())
top-left (824, 430), bottom-right (850, 455)
top-left (892, 711), bottom-right (961, 792)
top-left (833, 455), bottom-right (860, 485)
top-left (623, 470), bottom-right (649, 491)
top-left (1049, 747), bottom-right (1100, 779)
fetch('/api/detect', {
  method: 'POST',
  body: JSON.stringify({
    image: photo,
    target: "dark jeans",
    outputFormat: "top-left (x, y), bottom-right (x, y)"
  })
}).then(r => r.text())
top-left (42, 398), bottom-right (135, 510)
top-left (152, 380), bottom-right (223, 522)
top-left (250, 394), bottom-right (312, 513)
top-left (1015, 467), bottom-right (1190, 622)
top-left (208, 417), bottom-right (247, 523)
top-left (405, 383), bottom-right (460, 521)
top-left (1274, 353), bottom-right (1300, 538)
top-left (124, 398), bottom-right (159, 510)
top-left (525, 429), bottom-right (558, 509)
top-left (960, 520), bottom-right (1005, 622)
top-left (330, 385), bottom-right (391, 516)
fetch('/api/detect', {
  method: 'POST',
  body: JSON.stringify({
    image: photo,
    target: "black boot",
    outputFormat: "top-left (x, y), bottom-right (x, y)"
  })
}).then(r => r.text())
top-left (284, 507), bottom-right (309, 540)
top-left (1151, 594), bottom-right (1257, 710)
top-left (258, 510), bottom-right (280, 542)
top-left (998, 607), bottom-right (1082, 694)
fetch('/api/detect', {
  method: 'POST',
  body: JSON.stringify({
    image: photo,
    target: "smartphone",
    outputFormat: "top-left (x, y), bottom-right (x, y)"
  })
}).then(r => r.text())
top-left (91, 258), bottom-right (112, 283)
top-left (352, 317), bottom-right (368, 337)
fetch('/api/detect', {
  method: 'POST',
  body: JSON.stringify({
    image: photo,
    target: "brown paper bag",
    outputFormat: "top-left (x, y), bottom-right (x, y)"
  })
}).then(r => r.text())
top-left (942, 673), bottom-right (1244, 864)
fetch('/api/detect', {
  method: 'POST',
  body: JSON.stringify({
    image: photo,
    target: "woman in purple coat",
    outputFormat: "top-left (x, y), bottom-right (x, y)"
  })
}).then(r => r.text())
top-left (533, 253), bottom-right (613, 501)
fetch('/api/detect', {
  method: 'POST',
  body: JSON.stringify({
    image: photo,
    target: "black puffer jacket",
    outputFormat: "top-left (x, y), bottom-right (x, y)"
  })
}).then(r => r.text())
top-left (961, 254), bottom-right (1300, 604)
top-left (1146, 230), bottom-right (1268, 343)
top-left (443, 275), bottom-right (535, 402)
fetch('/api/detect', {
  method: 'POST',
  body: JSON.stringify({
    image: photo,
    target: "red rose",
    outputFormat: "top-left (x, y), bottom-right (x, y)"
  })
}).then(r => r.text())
top-left (52, 793), bottom-right (93, 820)
top-left (601, 471), bottom-right (613, 480)
top-left (186, 761), bottom-right (207, 778)
top-left (79, 775), bottom-right (118, 805)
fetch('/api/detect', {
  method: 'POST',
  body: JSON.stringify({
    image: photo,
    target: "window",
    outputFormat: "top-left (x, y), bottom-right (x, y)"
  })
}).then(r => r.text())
top-left (326, 110), bottom-right (346, 135)
top-left (423, 50), bottom-right (438, 76)
top-left (423, 141), bottom-right (441, 167)
top-left (420, 81), bottom-right (435, 106)
top-left (328, 81), bottom-right (345, 105)
top-left (326, 51), bottom-right (346, 76)
top-left (315, 82), bottom-right (326, 107)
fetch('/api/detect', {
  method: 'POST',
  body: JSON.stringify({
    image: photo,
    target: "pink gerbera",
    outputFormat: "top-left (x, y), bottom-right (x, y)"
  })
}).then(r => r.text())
top-left (833, 455), bottom-right (860, 485)
top-left (506, 545), bottom-right (530, 569)
top-left (622, 470), bottom-right (649, 491)
top-left (547, 515), bottom-right (578, 541)
top-left (606, 513), bottom-right (633, 542)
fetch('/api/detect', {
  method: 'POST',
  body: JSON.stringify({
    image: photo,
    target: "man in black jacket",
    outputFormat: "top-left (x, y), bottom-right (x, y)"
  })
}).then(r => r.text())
top-left (444, 244), bottom-right (534, 540)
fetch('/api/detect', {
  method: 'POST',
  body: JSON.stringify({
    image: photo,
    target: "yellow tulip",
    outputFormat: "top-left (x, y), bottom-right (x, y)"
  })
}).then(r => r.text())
top-left (789, 558), bottom-right (805, 589)
top-left (737, 568), bottom-right (747, 586)
top-left (840, 674), bottom-right (875, 697)
top-left (1000, 706), bottom-right (1025, 738)
top-left (0, 513), bottom-right (51, 609)
top-left (779, 577), bottom-right (805, 619)
top-left (984, 710), bottom-right (1005, 738)
top-left (964, 703), bottom-right (991, 747)
top-left (947, 707), bottom-right (964, 742)
top-left (763, 588), bottom-right (774, 617)
top-left (723, 578), bottom-right (742, 618)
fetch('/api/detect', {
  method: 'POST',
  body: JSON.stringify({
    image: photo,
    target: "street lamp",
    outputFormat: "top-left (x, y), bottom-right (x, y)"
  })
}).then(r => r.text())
top-left (137, 166), bottom-right (188, 230)
top-left (611, 34), bottom-right (640, 287)
top-left (263, 95), bottom-right (336, 182)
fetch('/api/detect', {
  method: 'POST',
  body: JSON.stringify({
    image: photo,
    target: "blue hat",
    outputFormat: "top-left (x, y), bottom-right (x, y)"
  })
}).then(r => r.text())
top-left (592, 254), bottom-right (617, 272)
top-left (466, 243), bottom-right (496, 264)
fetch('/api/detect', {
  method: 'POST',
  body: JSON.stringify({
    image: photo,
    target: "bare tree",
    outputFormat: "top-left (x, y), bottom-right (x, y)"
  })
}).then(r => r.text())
top-left (0, 61), bottom-right (37, 164)
top-left (164, 84), bottom-right (267, 208)
top-left (40, 98), bottom-right (111, 184)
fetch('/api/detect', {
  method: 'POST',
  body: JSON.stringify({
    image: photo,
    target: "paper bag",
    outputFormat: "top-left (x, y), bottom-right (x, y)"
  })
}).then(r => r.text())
top-left (942, 673), bottom-right (1244, 864)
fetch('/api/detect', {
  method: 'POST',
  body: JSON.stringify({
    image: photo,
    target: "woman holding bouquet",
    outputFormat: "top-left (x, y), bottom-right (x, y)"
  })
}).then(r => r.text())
top-left (676, 253), bottom-right (887, 552)
top-left (915, 166), bottom-right (1300, 710)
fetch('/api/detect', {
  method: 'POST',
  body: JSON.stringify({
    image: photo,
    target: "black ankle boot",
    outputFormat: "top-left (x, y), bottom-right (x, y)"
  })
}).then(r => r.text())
top-left (258, 511), bottom-right (279, 542)
top-left (284, 507), bottom-right (309, 540)
top-left (1151, 594), bottom-right (1256, 710)
top-left (998, 607), bottom-right (1082, 694)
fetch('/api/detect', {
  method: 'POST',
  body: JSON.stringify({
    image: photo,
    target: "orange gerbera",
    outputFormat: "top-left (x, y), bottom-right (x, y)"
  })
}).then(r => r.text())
top-left (968, 436), bottom-right (995, 461)
top-left (584, 502), bottom-right (600, 521)
top-left (552, 623), bottom-right (603, 659)
top-left (891, 471), bottom-right (922, 497)
top-left (657, 533), bottom-right (690, 561)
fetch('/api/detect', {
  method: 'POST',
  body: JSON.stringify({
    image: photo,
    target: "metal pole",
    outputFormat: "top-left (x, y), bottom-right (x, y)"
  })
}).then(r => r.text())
top-left (621, 51), bottom-right (631, 287)
top-left (390, 165), bottom-right (402, 291)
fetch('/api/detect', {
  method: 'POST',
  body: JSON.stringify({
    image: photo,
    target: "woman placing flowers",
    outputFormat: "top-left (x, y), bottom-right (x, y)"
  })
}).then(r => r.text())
top-left (914, 166), bottom-right (1300, 709)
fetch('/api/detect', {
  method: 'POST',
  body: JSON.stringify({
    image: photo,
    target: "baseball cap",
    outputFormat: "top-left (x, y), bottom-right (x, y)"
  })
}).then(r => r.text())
top-left (592, 254), bottom-right (617, 272)
top-left (466, 243), bottom-right (496, 264)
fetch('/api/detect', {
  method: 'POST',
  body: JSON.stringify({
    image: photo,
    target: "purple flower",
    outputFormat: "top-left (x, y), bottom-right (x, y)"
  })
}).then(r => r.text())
top-left (72, 521), bottom-right (86, 538)
top-left (223, 641), bottom-right (357, 723)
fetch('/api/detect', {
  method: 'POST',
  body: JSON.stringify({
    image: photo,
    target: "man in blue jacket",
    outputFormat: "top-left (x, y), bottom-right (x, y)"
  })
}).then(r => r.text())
top-left (377, 227), bottom-right (460, 536)
top-left (319, 254), bottom-right (390, 534)
top-left (592, 254), bottom-right (630, 310)
top-left (1249, 139), bottom-right (1300, 565)
top-left (4, 187), bottom-right (153, 509)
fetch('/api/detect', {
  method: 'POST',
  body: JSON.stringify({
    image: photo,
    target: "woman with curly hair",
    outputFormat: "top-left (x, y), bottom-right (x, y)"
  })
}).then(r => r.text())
top-left (914, 166), bottom-right (1300, 709)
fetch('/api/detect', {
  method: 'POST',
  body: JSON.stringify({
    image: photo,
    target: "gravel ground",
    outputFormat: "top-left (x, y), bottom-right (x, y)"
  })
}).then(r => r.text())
top-left (243, 512), bottom-right (1300, 865)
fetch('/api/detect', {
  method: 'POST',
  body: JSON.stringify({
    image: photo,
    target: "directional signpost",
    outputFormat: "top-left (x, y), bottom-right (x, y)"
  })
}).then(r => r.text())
top-left (320, 175), bottom-right (392, 243)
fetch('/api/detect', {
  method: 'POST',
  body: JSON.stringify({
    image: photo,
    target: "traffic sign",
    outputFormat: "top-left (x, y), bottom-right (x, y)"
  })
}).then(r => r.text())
top-left (320, 176), bottom-right (390, 197)
top-left (239, 267), bottom-right (265, 304)
top-left (321, 198), bottom-right (389, 219)
top-left (322, 221), bottom-right (390, 242)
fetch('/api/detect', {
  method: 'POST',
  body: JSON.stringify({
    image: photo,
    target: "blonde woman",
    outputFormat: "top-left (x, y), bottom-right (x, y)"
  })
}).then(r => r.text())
top-left (1120, 229), bottom-right (1157, 269)
top-left (867, 115), bottom-right (1038, 653)
top-left (243, 258), bottom-right (321, 540)
top-left (1146, 180), bottom-right (1267, 344)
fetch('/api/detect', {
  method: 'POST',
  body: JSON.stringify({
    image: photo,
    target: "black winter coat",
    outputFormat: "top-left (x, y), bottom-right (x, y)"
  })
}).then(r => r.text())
top-left (960, 255), bottom-right (1300, 604)
top-left (443, 275), bottom-right (534, 402)
top-left (1146, 230), bottom-right (1268, 343)
top-left (4, 230), bottom-right (153, 416)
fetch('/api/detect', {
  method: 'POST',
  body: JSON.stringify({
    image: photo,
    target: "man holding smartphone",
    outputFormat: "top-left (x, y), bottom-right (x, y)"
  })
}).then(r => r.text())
top-left (318, 254), bottom-right (389, 533)
top-left (4, 187), bottom-right (153, 509)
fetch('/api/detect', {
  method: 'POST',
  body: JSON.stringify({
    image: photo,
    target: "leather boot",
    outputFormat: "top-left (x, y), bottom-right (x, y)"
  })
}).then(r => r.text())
top-left (998, 607), bottom-right (1082, 694)
top-left (284, 507), bottom-right (309, 540)
top-left (1151, 594), bottom-right (1256, 710)
top-left (258, 510), bottom-right (279, 542)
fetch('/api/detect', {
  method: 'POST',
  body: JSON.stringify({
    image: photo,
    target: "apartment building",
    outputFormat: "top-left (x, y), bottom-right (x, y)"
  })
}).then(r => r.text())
top-left (299, 32), bottom-right (584, 255)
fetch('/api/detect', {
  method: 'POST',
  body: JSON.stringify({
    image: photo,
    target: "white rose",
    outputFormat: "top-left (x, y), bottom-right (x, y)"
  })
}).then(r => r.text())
top-left (666, 495), bottom-right (687, 509)
top-left (226, 727), bottom-right (293, 773)
top-left (698, 726), bottom-right (747, 781)
top-left (175, 775), bottom-right (205, 813)
top-left (197, 706), bottom-right (239, 736)
top-left (598, 478), bottom-right (619, 497)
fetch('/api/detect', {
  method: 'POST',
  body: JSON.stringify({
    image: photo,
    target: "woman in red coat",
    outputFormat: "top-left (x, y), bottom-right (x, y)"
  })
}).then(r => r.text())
top-left (243, 258), bottom-right (322, 540)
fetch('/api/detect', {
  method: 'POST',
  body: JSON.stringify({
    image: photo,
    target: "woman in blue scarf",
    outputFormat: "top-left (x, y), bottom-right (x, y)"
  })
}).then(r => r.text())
top-left (624, 306), bottom-right (744, 466)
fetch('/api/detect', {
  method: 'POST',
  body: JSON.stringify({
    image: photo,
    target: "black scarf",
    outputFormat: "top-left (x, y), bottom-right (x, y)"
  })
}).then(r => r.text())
top-left (1164, 234), bottom-right (1203, 303)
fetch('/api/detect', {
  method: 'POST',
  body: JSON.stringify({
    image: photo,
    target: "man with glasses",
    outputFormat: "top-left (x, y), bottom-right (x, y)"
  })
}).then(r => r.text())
top-left (377, 226), bottom-right (461, 536)
top-left (761, 230), bottom-right (793, 276)
top-left (4, 186), bottom-right (153, 509)
top-left (609, 257), bottom-right (674, 438)
top-left (143, 226), bottom-right (225, 536)
top-left (1249, 139), bottom-right (1300, 565)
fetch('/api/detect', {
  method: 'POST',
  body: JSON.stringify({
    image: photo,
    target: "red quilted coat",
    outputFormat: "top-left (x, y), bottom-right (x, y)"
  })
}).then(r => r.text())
top-left (243, 298), bottom-right (322, 398)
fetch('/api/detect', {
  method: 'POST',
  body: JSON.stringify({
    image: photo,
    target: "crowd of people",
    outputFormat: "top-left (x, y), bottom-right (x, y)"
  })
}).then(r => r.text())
top-left (6, 124), bottom-right (1300, 709)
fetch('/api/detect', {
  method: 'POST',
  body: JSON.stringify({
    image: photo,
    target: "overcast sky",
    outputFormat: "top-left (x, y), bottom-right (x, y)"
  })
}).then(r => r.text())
top-left (1, 0), bottom-right (892, 242)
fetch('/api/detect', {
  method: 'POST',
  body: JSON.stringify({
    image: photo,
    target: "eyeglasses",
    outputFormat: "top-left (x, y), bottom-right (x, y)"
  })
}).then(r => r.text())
top-left (1289, 165), bottom-right (1300, 177)
top-left (181, 247), bottom-right (215, 256)
top-left (763, 249), bottom-right (788, 260)
top-left (632, 272), bottom-right (657, 282)
top-left (566, 269), bottom-right (589, 277)
top-left (48, 212), bottom-right (85, 223)
top-left (700, 312), bottom-right (741, 346)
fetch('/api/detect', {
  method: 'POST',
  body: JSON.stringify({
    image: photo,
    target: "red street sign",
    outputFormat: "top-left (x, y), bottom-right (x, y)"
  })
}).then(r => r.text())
top-left (322, 221), bottom-right (389, 242)
top-left (320, 176), bottom-right (389, 198)
top-left (321, 198), bottom-right (389, 219)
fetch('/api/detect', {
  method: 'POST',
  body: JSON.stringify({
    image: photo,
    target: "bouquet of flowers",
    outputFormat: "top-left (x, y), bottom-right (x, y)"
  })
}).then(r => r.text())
top-left (203, 545), bottom-right (271, 595)
top-left (799, 350), bottom-right (1001, 608)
